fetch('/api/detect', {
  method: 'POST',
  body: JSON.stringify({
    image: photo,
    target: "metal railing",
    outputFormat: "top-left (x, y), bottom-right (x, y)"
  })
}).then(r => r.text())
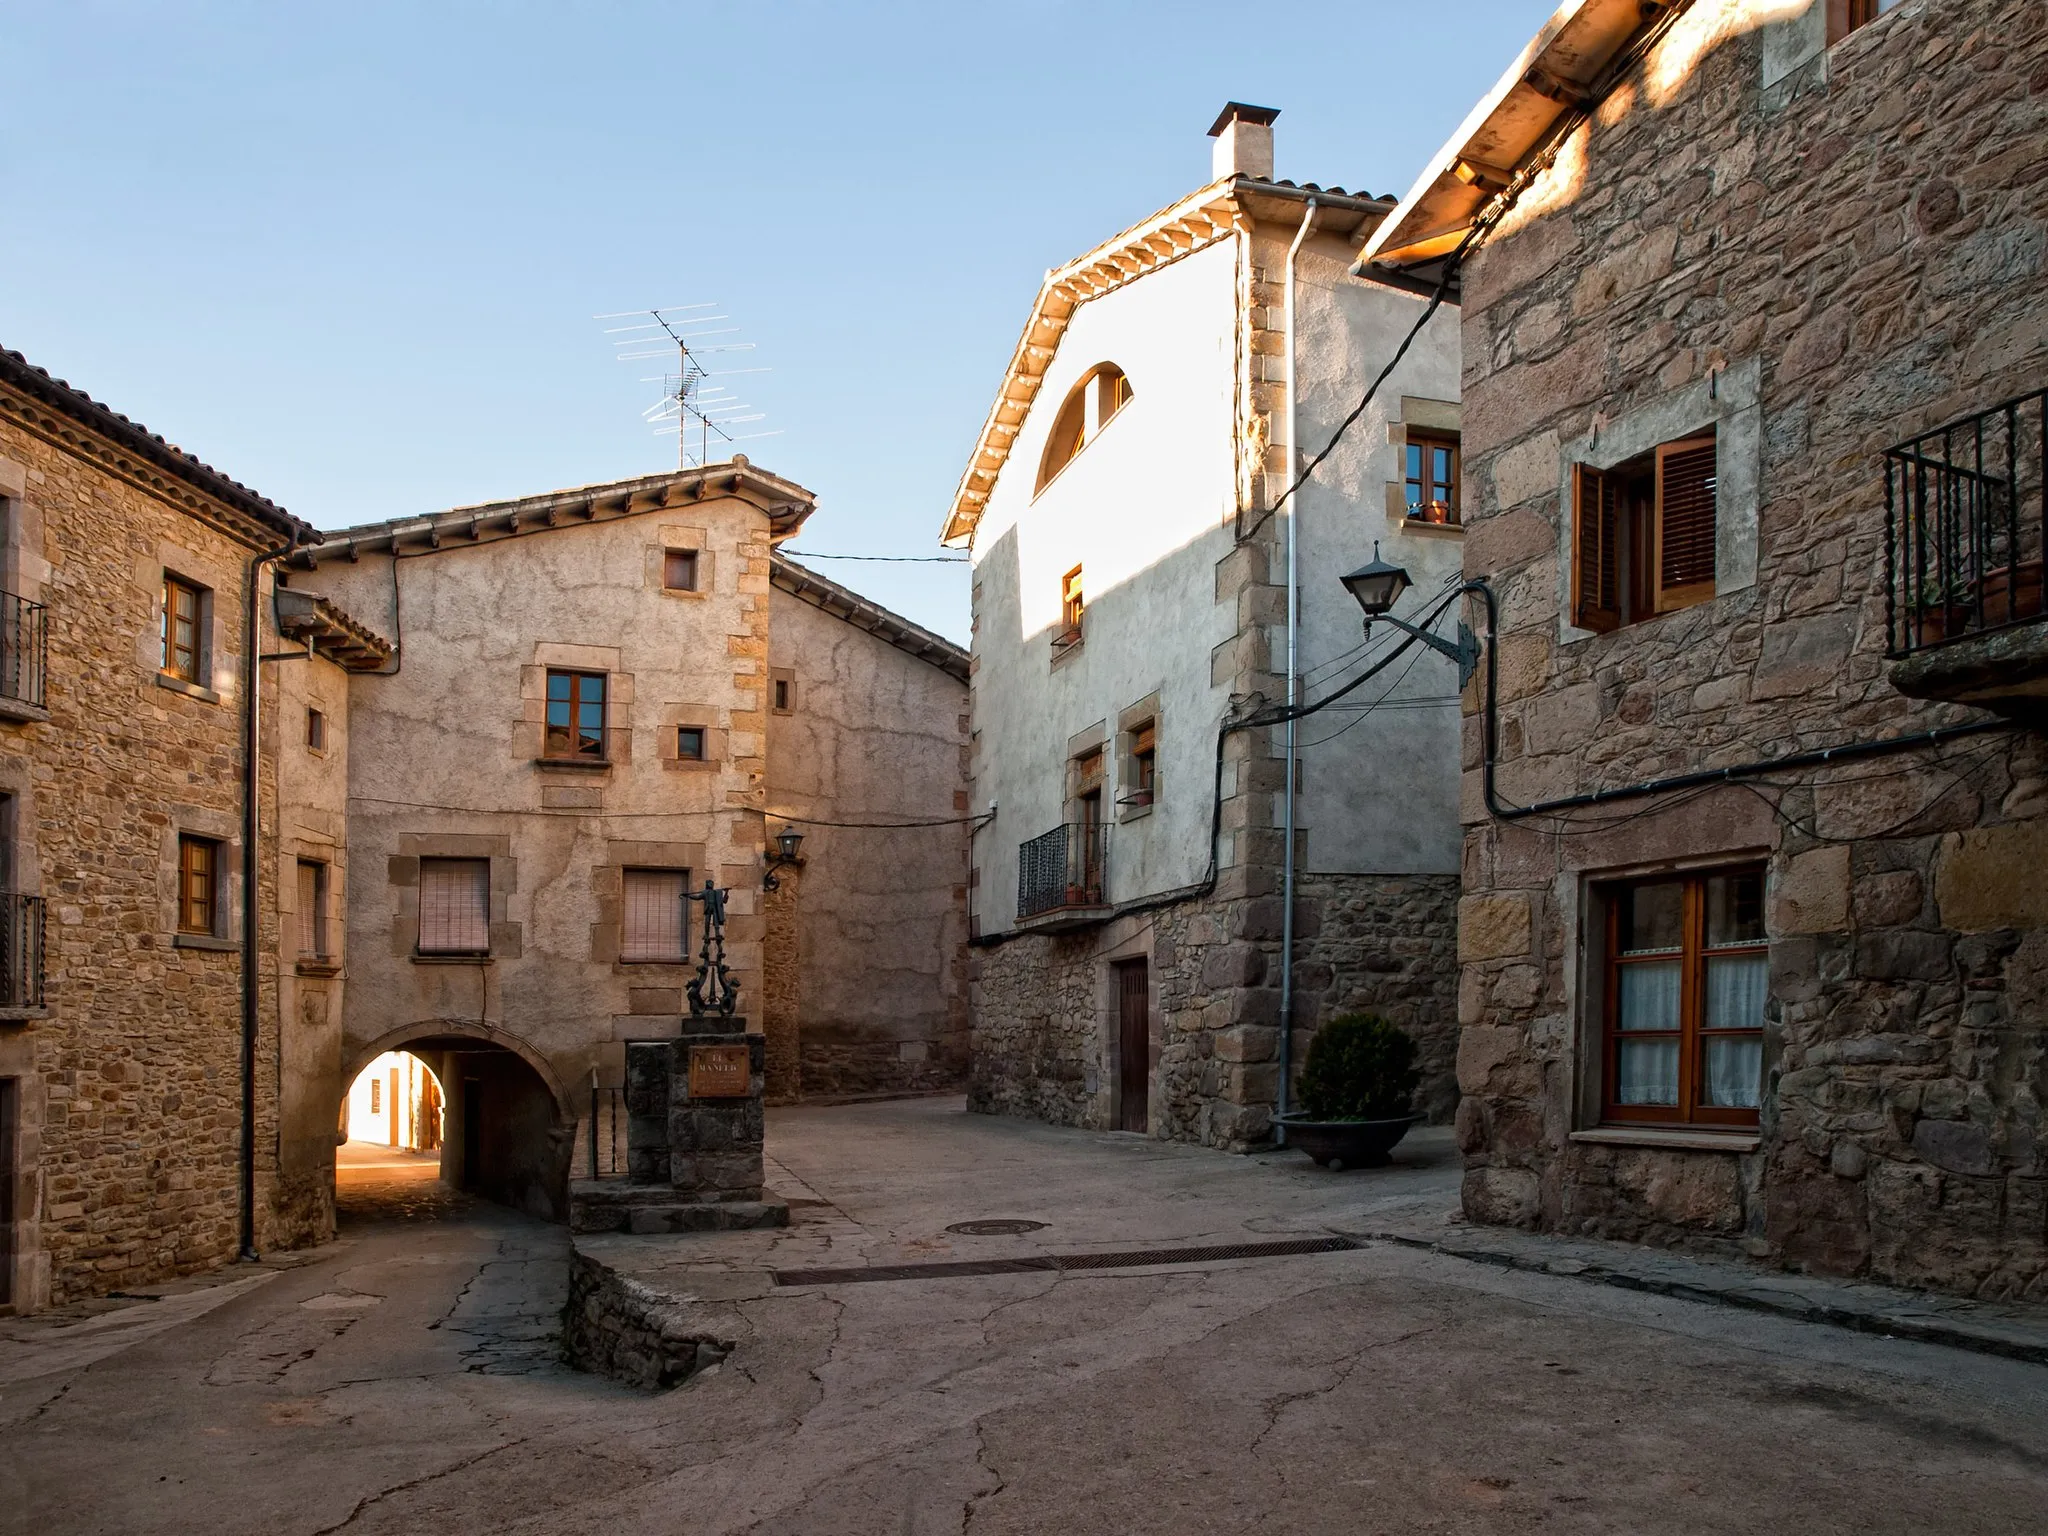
top-left (0, 591), bottom-right (48, 709)
top-left (586, 1084), bottom-right (626, 1179)
top-left (1886, 388), bottom-right (2045, 657)
top-left (0, 892), bottom-right (45, 1010)
top-left (1018, 821), bottom-right (1108, 919)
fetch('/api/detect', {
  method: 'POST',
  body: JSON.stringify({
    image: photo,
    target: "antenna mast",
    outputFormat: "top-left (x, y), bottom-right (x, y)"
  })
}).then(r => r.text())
top-left (596, 305), bottom-right (782, 468)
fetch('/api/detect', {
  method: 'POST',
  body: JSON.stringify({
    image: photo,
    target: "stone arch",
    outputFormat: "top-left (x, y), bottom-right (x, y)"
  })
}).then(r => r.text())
top-left (344, 1018), bottom-right (571, 1121)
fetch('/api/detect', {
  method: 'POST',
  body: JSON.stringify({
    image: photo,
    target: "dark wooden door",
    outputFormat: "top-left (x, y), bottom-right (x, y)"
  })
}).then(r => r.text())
top-left (1116, 959), bottom-right (1149, 1133)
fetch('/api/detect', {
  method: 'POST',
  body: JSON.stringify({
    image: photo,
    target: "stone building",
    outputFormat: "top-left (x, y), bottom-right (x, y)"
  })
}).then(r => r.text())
top-left (949, 105), bottom-right (1466, 1150)
top-left (0, 347), bottom-right (337, 1312)
top-left (298, 464), bottom-right (968, 1219)
top-left (1360, 0), bottom-right (2047, 1295)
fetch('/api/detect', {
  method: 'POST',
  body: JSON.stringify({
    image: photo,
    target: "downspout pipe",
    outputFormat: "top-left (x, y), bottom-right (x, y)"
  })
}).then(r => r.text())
top-left (1277, 196), bottom-right (1317, 1141)
top-left (241, 534), bottom-right (301, 1262)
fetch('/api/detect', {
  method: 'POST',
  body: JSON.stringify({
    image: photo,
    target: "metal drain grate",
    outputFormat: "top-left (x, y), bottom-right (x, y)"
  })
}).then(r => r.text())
top-left (945, 1219), bottom-right (1049, 1236)
top-left (772, 1235), bottom-right (1357, 1287)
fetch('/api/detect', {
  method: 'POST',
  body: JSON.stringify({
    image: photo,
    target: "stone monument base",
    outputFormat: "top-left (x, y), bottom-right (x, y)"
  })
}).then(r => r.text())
top-left (567, 1181), bottom-right (788, 1235)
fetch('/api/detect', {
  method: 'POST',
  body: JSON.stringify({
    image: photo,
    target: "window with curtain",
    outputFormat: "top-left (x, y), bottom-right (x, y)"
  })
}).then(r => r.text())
top-left (418, 857), bottom-right (490, 955)
top-left (1601, 866), bottom-right (1766, 1127)
top-left (621, 868), bottom-right (688, 962)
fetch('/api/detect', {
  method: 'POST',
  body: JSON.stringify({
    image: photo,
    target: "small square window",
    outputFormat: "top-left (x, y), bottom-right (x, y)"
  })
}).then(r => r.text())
top-left (162, 574), bottom-right (207, 683)
top-left (1405, 429), bottom-right (1461, 525)
top-left (664, 549), bottom-right (700, 592)
top-left (177, 835), bottom-right (219, 935)
top-left (677, 726), bottom-right (707, 761)
top-left (307, 707), bottom-right (326, 751)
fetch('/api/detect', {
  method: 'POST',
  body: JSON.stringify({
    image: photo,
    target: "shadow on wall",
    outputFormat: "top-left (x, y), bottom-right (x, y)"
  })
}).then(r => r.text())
top-left (442, 1047), bottom-right (573, 1222)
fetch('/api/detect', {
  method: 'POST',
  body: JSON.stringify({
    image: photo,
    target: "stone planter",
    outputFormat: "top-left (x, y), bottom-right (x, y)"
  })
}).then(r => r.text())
top-left (1277, 1113), bottom-right (1423, 1170)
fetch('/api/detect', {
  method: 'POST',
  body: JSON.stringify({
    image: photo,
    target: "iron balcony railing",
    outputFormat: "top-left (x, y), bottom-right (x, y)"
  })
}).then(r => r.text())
top-left (1885, 387), bottom-right (2045, 657)
top-left (0, 891), bottom-right (46, 1010)
top-left (1018, 821), bottom-right (1109, 919)
top-left (0, 591), bottom-right (48, 709)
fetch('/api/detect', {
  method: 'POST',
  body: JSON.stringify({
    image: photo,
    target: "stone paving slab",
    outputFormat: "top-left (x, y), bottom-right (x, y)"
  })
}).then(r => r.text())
top-left (1347, 1210), bottom-right (2048, 1365)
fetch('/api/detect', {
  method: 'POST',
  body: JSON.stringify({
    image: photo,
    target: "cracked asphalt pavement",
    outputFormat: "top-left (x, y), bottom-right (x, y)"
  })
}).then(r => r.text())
top-left (5, 1099), bottom-right (2048, 1534)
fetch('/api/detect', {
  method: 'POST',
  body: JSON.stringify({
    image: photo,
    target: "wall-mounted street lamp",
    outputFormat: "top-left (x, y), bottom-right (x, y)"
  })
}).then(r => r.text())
top-left (1340, 543), bottom-right (1482, 689)
top-left (763, 827), bottom-right (805, 891)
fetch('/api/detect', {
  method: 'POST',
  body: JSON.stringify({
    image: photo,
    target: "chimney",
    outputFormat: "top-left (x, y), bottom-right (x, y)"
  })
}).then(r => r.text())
top-left (1208, 102), bottom-right (1279, 181)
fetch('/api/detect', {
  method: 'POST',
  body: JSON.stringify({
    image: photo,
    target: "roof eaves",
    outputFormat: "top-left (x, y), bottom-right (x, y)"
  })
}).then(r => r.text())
top-left (0, 347), bottom-right (314, 545)
top-left (770, 554), bottom-right (969, 682)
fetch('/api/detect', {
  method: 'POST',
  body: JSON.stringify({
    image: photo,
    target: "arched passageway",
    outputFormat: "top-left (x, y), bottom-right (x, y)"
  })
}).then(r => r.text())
top-left (338, 1026), bottom-right (573, 1224)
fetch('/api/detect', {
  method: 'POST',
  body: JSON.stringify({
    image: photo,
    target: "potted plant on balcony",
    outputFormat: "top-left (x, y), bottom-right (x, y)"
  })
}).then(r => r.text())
top-left (1277, 1012), bottom-right (1423, 1171)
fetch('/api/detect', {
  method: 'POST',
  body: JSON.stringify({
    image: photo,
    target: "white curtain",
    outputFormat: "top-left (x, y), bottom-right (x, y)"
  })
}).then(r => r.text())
top-left (1617, 960), bottom-right (1681, 1031)
top-left (1616, 1040), bottom-right (1679, 1105)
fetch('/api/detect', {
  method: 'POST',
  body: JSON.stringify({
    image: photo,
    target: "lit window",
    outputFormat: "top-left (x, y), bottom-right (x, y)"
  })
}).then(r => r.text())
top-left (162, 575), bottom-right (206, 683)
top-left (544, 670), bottom-right (607, 759)
top-left (621, 868), bottom-right (689, 962)
top-left (418, 857), bottom-right (489, 955)
top-left (663, 549), bottom-right (699, 592)
top-left (677, 726), bottom-right (706, 761)
top-left (1035, 364), bottom-right (1134, 492)
top-left (1405, 429), bottom-right (1460, 525)
top-left (1598, 867), bottom-right (1765, 1127)
top-left (1055, 566), bottom-right (1084, 653)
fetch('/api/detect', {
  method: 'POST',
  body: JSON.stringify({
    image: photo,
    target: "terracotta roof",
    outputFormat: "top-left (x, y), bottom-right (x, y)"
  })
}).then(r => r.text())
top-left (273, 587), bottom-right (394, 671)
top-left (299, 455), bottom-right (817, 563)
top-left (770, 555), bottom-right (969, 681)
top-left (0, 346), bottom-right (314, 544)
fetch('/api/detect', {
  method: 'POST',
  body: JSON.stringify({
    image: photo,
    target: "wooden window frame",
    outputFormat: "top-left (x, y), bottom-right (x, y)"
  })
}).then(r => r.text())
top-left (1404, 428), bottom-right (1461, 525)
top-left (1573, 431), bottom-right (1717, 633)
top-left (162, 574), bottom-right (206, 684)
top-left (1124, 720), bottom-right (1156, 809)
top-left (663, 548), bottom-right (700, 593)
top-left (1827, 0), bottom-right (1893, 45)
top-left (543, 669), bottom-right (608, 761)
top-left (1598, 866), bottom-right (1766, 1129)
top-left (1055, 566), bottom-right (1085, 653)
top-left (416, 856), bottom-right (491, 956)
top-left (177, 834), bottom-right (219, 936)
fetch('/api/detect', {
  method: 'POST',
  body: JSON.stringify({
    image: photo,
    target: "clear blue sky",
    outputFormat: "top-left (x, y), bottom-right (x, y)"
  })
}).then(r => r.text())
top-left (2, 1), bottom-right (1551, 641)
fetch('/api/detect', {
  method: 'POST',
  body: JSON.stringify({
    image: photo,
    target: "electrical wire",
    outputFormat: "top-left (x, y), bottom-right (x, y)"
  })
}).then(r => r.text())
top-left (345, 792), bottom-right (989, 830)
top-left (782, 550), bottom-right (969, 564)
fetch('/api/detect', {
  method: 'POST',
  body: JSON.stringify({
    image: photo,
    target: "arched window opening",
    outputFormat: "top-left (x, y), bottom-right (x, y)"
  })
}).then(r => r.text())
top-left (1035, 364), bottom-right (1134, 493)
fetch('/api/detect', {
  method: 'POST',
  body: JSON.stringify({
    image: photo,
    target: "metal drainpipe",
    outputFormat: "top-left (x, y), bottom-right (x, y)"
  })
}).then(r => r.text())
top-left (240, 536), bottom-right (299, 1262)
top-left (1277, 196), bottom-right (1316, 1142)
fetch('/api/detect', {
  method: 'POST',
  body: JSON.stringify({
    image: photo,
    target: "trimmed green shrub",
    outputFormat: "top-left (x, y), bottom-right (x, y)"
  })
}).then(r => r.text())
top-left (1296, 1013), bottom-right (1419, 1121)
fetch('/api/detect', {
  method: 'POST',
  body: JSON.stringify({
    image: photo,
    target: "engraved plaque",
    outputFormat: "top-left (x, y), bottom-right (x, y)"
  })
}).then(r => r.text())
top-left (687, 1043), bottom-right (751, 1099)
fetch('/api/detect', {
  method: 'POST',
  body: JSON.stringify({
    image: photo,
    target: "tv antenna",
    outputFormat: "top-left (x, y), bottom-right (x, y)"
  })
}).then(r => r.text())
top-left (597, 305), bottom-right (782, 469)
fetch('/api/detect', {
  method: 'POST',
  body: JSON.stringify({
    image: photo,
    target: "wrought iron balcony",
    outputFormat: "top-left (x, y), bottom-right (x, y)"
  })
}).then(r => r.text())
top-left (1018, 821), bottom-right (1110, 930)
top-left (0, 891), bottom-right (46, 1011)
top-left (1885, 388), bottom-right (2047, 717)
top-left (0, 590), bottom-right (48, 711)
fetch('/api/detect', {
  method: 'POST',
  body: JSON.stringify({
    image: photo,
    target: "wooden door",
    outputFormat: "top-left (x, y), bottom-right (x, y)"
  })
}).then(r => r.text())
top-left (1116, 959), bottom-right (1149, 1133)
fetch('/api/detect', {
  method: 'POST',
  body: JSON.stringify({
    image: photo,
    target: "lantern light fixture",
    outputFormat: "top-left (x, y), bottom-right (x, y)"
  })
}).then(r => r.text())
top-left (1339, 543), bottom-right (1482, 689)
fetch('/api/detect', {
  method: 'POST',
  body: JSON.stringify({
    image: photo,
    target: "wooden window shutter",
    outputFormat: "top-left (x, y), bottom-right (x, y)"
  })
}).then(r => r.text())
top-left (1572, 464), bottom-right (1619, 633)
top-left (1654, 435), bottom-right (1718, 614)
top-left (418, 858), bottom-right (490, 954)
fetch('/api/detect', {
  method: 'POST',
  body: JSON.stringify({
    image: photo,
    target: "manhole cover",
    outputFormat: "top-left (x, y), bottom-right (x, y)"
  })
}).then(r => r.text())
top-left (945, 1219), bottom-right (1048, 1237)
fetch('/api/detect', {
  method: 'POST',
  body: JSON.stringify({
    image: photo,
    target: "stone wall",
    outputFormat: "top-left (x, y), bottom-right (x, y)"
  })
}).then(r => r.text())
top-left (1450, 0), bottom-right (2048, 1297)
top-left (0, 378), bottom-right (298, 1308)
top-left (562, 1244), bottom-right (733, 1390)
top-left (968, 871), bottom-right (1460, 1148)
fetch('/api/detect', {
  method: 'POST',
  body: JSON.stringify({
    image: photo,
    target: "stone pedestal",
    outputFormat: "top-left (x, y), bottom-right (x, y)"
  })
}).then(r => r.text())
top-left (570, 1019), bottom-right (790, 1235)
